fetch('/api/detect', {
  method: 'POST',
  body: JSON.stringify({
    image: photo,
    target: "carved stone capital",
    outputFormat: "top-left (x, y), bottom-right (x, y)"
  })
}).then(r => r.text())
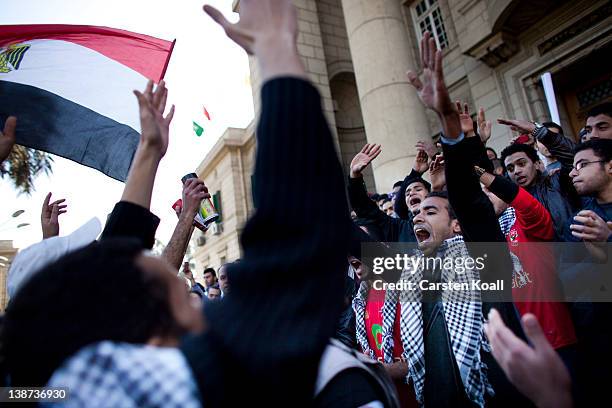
top-left (465, 31), bottom-right (519, 68)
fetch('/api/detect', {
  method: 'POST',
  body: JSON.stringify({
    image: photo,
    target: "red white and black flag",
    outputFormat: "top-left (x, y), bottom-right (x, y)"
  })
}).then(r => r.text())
top-left (0, 24), bottom-right (175, 181)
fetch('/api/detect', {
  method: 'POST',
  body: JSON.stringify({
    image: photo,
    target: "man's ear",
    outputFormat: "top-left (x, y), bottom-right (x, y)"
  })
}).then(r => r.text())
top-left (451, 219), bottom-right (462, 235)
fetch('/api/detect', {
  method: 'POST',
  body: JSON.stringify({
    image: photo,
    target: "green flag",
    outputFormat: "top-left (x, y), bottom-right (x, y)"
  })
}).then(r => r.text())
top-left (193, 121), bottom-right (204, 137)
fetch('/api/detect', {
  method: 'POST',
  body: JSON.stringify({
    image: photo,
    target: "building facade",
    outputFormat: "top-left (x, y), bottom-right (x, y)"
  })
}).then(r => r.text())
top-left (0, 240), bottom-right (18, 311)
top-left (192, 0), bottom-right (612, 269)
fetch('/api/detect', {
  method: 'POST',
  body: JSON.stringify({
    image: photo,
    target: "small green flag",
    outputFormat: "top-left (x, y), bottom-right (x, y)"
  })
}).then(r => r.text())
top-left (193, 121), bottom-right (204, 137)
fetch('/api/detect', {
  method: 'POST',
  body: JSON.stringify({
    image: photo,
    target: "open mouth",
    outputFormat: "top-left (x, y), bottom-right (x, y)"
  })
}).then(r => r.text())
top-left (414, 226), bottom-right (431, 243)
top-left (409, 197), bottom-right (422, 207)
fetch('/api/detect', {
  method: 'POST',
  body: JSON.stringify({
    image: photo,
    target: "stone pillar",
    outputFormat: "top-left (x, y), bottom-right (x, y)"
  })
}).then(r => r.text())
top-left (341, 0), bottom-right (431, 192)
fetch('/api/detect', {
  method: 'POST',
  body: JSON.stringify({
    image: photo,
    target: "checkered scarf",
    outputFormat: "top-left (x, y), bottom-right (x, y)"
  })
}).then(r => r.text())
top-left (353, 281), bottom-right (400, 363)
top-left (497, 207), bottom-right (530, 288)
top-left (398, 235), bottom-right (494, 407)
top-left (43, 341), bottom-right (201, 408)
top-left (498, 207), bottom-right (516, 236)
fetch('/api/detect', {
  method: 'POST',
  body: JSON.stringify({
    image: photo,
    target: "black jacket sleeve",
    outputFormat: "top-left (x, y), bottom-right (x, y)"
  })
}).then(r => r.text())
top-left (534, 127), bottom-right (576, 171)
top-left (180, 78), bottom-right (351, 407)
top-left (535, 127), bottom-right (580, 204)
top-left (488, 175), bottom-right (519, 204)
top-left (100, 201), bottom-right (160, 249)
top-left (443, 136), bottom-right (523, 336)
top-left (348, 176), bottom-right (402, 241)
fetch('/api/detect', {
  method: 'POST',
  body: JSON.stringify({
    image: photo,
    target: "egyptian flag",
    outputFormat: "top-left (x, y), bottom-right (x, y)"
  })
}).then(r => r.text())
top-left (0, 25), bottom-right (175, 181)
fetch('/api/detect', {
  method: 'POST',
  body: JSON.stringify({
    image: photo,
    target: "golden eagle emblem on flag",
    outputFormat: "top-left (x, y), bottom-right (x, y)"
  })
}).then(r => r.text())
top-left (0, 44), bottom-right (31, 73)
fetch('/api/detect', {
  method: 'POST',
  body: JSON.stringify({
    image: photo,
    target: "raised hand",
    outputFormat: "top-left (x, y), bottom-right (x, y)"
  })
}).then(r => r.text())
top-left (456, 101), bottom-right (475, 137)
top-left (41, 192), bottom-right (68, 239)
top-left (204, 0), bottom-right (304, 81)
top-left (407, 32), bottom-right (460, 139)
top-left (182, 178), bottom-right (210, 219)
top-left (407, 32), bottom-right (454, 117)
top-left (415, 140), bottom-right (439, 159)
top-left (485, 310), bottom-right (572, 408)
top-left (429, 154), bottom-right (446, 192)
top-left (133, 80), bottom-right (175, 159)
top-left (350, 144), bottom-right (381, 178)
top-left (413, 149), bottom-right (429, 174)
top-left (477, 108), bottom-right (492, 144)
top-left (0, 116), bottom-right (17, 164)
top-left (497, 118), bottom-right (536, 135)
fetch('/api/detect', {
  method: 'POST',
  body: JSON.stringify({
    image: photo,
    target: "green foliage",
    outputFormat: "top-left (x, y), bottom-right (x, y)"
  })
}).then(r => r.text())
top-left (0, 145), bottom-right (53, 194)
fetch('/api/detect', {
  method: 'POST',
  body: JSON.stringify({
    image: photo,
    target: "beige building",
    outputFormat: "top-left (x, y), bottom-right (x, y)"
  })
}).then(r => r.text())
top-left (0, 240), bottom-right (18, 312)
top-left (192, 0), bottom-right (612, 269)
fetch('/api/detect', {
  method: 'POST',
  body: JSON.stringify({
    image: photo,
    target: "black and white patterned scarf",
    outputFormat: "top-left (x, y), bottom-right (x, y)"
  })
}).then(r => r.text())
top-left (398, 235), bottom-right (494, 407)
top-left (497, 207), bottom-right (530, 288)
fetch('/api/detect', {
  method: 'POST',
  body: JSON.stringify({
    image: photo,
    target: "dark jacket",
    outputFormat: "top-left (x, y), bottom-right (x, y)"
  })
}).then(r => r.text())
top-left (180, 78), bottom-right (351, 407)
top-left (348, 176), bottom-right (417, 242)
top-left (443, 134), bottom-right (532, 407)
top-left (100, 201), bottom-right (160, 249)
top-left (527, 127), bottom-right (581, 239)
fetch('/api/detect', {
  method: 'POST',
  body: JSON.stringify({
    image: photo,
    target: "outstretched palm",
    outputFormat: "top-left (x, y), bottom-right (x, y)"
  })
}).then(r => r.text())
top-left (204, 0), bottom-right (297, 56)
top-left (134, 80), bottom-right (175, 158)
top-left (350, 144), bottom-right (382, 178)
top-left (407, 32), bottom-right (453, 116)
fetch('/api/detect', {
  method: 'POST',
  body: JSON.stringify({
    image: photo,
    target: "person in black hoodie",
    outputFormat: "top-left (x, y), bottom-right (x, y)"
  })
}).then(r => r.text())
top-left (348, 144), bottom-right (431, 243)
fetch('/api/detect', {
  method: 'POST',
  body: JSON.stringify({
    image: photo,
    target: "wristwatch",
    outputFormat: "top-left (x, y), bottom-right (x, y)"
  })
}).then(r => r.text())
top-left (531, 122), bottom-right (543, 139)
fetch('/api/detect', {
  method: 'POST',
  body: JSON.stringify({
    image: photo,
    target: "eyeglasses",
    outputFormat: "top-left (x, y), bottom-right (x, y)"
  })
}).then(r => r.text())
top-left (571, 160), bottom-right (606, 172)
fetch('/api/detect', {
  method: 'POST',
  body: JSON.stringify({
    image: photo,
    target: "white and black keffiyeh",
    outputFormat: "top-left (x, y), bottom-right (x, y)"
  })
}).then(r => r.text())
top-left (43, 341), bottom-right (201, 408)
top-left (498, 206), bottom-right (516, 236)
top-left (498, 207), bottom-right (530, 288)
top-left (398, 235), bottom-right (494, 408)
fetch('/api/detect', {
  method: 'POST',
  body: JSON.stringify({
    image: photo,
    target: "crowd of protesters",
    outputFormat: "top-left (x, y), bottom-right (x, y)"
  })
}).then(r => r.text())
top-left (0, 1), bottom-right (610, 407)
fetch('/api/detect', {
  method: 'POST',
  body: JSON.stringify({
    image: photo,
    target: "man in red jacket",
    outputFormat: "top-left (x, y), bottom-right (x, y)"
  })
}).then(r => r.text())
top-left (477, 166), bottom-right (577, 368)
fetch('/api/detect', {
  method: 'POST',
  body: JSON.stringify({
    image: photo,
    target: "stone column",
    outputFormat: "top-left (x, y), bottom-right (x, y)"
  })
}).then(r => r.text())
top-left (341, 0), bottom-right (431, 192)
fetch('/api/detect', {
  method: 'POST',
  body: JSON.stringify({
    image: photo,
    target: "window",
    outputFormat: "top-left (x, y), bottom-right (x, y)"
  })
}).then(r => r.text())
top-left (411, 0), bottom-right (449, 49)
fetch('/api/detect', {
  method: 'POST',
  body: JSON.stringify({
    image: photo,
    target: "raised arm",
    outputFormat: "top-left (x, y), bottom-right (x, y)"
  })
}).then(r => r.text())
top-left (162, 178), bottom-right (209, 270)
top-left (408, 32), bottom-right (517, 314)
top-left (182, 2), bottom-right (351, 405)
top-left (348, 144), bottom-right (404, 240)
top-left (100, 81), bottom-right (174, 248)
top-left (480, 171), bottom-right (554, 241)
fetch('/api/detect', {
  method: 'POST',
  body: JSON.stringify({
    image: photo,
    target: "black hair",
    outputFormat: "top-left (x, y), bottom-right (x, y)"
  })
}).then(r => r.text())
top-left (574, 139), bottom-right (612, 162)
top-left (394, 176), bottom-right (432, 220)
top-left (485, 147), bottom-right (498, 159)
top-left (586, 102), bottom-right (612, 120)
top-left (500, 143), bottom-right (540, 168)
top-left (392, 180), bottom-right (404, 189)
top-left (208, 284), bottom-right (221, 292)
top-left (542, 121), bottom-right (564, 135)
top-left (190, 289), bottom-right (203, 299)
top-left (377, 194), bottom-right (389, 201)
top-left (0, 238), bottom-right (180, 387)
top-left (426, 191), bottom-right (457, 220)
top-left (203, 267), bottom-right (217, 278)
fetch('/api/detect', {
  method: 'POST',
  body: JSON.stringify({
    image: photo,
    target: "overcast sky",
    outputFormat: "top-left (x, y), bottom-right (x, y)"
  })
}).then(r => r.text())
top-left (0, 0), bottom-right (254, 249)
